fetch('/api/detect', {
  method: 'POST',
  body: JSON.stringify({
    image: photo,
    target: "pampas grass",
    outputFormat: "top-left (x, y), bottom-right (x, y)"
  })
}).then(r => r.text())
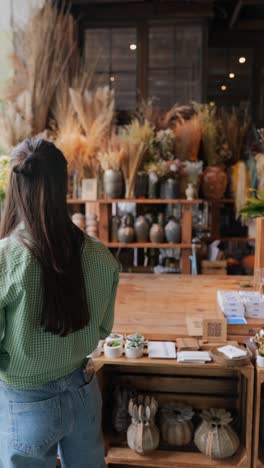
top-left (0, 91), bottom-right (32, 149)
top-left (219, 108), bottom-right (250, 164)
top-left (120, 119), bottom-right (153, 197)
top-left (173, 115), bottom-right (201, 161)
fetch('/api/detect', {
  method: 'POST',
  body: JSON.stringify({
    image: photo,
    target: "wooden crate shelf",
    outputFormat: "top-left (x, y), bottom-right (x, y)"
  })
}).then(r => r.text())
top-left (95, 356), bottom-right (254, 468)
top-left (253, 366), bottom-right (264, 468)
top-left (106, 446), bottom-right (247, 467)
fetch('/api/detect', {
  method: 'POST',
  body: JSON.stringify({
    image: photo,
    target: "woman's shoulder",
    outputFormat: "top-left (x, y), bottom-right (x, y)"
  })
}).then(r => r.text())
top-left (82, 234), bottom-right (120, 274)
top-left (0, 235), bottom-right (32, 272)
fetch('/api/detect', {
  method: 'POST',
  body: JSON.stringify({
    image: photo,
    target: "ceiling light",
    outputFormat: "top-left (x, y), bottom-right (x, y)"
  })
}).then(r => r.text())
top-left (239, 57), bottom-right (246, 64)
top-left (130, 44), bottom-right (137, 51)
top-left (221, 85), bottom-right (227, 91)
top-left (229, 73), bottom-right (235, 79)
top-left (110, 76), bottom-right (115, 82)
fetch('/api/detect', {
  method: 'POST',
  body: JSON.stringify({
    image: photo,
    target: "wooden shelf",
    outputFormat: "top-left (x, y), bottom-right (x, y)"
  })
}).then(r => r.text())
top-left (106, 242), bottom-right (199, 249)
top-left (67, 198), bottom-right (204, 205)
top-left (221, 237), bottom-right (255, 242)
top-left (106, 446), bottom-right (246, 467)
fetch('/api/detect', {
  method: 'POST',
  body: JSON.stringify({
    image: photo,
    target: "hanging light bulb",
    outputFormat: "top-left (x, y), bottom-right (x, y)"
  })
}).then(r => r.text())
top-left (239, 57), bottom-right (246, 64)
top-left (229, 73), bottom-right (235, 79)
top-left (130, 44), bottom-right (137, 51)
top-left (221, 85), bottom-right (227, 91)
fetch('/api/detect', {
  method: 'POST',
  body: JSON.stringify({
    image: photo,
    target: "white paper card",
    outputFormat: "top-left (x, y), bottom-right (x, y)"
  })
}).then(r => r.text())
top-left (148, 341), bottom-right (176, 359)
top-left (177, 351), bottom-right (212, 362)
top-left (218, 345), bottom-right (247, 359)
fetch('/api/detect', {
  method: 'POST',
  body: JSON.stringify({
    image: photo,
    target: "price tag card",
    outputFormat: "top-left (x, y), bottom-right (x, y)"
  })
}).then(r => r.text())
top-left (202, 319), bottom-right (227, 342)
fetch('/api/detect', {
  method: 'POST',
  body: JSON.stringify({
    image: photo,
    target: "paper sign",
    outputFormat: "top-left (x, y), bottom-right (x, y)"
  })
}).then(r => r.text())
top-left (186, 316), bottom-right (203, 336)
top-left (203, 319), bottom-right (227, 342)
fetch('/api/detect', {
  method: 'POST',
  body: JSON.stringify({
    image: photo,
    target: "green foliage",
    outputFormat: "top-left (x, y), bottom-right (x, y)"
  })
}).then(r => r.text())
top-left (240, 191), bottom-right (264, 219)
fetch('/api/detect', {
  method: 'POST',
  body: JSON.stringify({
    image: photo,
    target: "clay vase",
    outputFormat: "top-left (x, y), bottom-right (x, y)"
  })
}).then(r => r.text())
top-left (202, 166), bottom-right (227, 201)
top-left (150, 224), bottom-right (164, 243)
top-left (118, 215), bottom-right (134, 243)
top-left (164, 218), bottom-right (181, 243)
top-left (111, 215), bottom-right (121, 242)
top-left (103, 169), bottom-right (124, 199)
top-left (135, 216), bottom-right (149, 242)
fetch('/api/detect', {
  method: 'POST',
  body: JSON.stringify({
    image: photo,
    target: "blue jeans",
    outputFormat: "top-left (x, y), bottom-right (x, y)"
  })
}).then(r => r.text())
top-left (0, 367), bottom-right (106, 468)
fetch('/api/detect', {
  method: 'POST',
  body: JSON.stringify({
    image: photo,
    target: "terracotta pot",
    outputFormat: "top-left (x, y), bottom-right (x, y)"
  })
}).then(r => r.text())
top-left (202, 166), bottom-right (227, 201)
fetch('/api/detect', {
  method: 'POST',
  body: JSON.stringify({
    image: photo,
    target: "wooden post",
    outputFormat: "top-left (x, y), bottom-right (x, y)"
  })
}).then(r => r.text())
top-left (181, 205), bottom-right (192, 274)
top-left (254, 217), bottom-right (264, 272)
top-left (99, 203), bottom-right (111, 243)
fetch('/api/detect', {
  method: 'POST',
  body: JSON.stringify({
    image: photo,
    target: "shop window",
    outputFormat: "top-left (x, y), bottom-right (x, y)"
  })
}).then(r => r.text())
top-left (148, 24), bottom-right (203, 108)
top-left (85, 27), bottom-right (137, 111)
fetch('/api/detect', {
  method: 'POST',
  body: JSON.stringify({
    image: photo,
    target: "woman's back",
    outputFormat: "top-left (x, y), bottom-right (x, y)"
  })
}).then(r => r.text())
top-left (0, 231), bottom-right (118, 388)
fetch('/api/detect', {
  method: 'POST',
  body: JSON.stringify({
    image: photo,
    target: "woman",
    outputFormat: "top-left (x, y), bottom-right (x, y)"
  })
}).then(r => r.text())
top-left (0, 138), bottom-right (119, 468)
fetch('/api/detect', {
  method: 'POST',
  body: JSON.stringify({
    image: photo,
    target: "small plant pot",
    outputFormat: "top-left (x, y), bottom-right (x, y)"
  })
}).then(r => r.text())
top-left (105, 333), bottom-right (123, 345)
top-left (126, 333), bottom-right (145, 344)
top-left (125, 343), bottom-right (144, 359)
top-left (256, 353), bottom-right (264, 368)
top-left (104, 342), bottom-right (123, 359)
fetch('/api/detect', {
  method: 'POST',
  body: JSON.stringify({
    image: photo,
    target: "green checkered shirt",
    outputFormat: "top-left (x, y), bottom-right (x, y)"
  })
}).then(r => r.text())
top-left (0, 232), bottom-right (119, 388)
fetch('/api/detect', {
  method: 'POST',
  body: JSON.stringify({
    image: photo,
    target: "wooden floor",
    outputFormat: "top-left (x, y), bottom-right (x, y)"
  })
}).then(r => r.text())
top-left (113, 274), bottom-right (262, 340)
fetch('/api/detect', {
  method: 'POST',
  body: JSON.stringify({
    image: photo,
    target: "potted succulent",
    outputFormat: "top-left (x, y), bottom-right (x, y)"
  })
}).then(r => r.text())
top-left (105, 333), bottom-right (123, 345)
top-left (126, 333), bottom-right (145, 345)
top-left (256, 344), bottom-right (264, 368)
top-left (104, 340), bottom-right (123, 358)
top-left (125, 340), bottom-right (144, 359)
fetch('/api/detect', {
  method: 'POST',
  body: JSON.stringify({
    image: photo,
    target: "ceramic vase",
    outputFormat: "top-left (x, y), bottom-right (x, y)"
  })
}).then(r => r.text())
top-left (149, 224), bottom-right (164, 243)
top-left (160, 176), bottom-right (180, 199)
top-left (103, 169), bottom-right (124, 199)
top-left (111, 216), bottom-right (121, 242)
top-left (164, 219), bottom-right (181, 243)
top-left (202, 166), bottom-right (227, 201)
top-left (135, 172), bottom-right (149, 198)
top-left (118, 215), bottom-right (135, 243)
top-left (148, 171), bottom-right (159, 199)
top-left (135, 216), bottom-right (149, 242)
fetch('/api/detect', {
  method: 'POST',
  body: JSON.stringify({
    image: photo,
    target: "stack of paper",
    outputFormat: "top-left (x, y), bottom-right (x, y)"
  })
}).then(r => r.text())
top-left (177, 351), bottom-right (212, 363)
top-left (148, 341), bottom-right (177, 359)
top-left (239, 291), bottom-right (264, 319)
top-left (217, 290), bottom-right (245, 318)
top-left (218, 345), bottom-right (247, 359)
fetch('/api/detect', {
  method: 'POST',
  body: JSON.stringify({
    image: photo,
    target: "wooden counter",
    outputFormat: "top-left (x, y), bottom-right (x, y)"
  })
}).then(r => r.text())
top-left (113, 274), bottom-right (264, 341)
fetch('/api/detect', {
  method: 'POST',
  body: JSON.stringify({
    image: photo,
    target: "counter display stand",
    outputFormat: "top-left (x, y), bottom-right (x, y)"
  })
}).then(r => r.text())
top-left (253, 365), bottom-right (264, 468)
top-left (94, 353), bottom-right (254, 468)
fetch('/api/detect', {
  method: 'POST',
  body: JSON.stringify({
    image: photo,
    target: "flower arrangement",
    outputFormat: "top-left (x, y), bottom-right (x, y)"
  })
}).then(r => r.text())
top-left (0, 156), bottom-right (10, 200)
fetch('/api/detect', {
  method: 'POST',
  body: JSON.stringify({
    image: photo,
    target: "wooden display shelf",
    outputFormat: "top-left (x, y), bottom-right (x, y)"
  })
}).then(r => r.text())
top-left (67, 198), bottom-right (205, 205)
top-left (106, 446), bottom-right (247, 467)
top-left (106, 242), bottom-right (200, 249)
top-left (95, 355), bottom-right (254, 468)
top-left (253, 366), bottom-right (264, 468)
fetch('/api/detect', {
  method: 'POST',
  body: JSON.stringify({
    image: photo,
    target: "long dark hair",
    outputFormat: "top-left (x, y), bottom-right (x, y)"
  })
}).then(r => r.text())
top-left (0, 138), bottom-right (89, 337)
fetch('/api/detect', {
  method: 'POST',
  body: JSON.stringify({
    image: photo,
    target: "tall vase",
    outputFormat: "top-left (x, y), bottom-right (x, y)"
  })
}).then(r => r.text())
top-left (202, 166), bottom-right (227, 201)
top-left (103, 169), bottom-right (124, 199)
